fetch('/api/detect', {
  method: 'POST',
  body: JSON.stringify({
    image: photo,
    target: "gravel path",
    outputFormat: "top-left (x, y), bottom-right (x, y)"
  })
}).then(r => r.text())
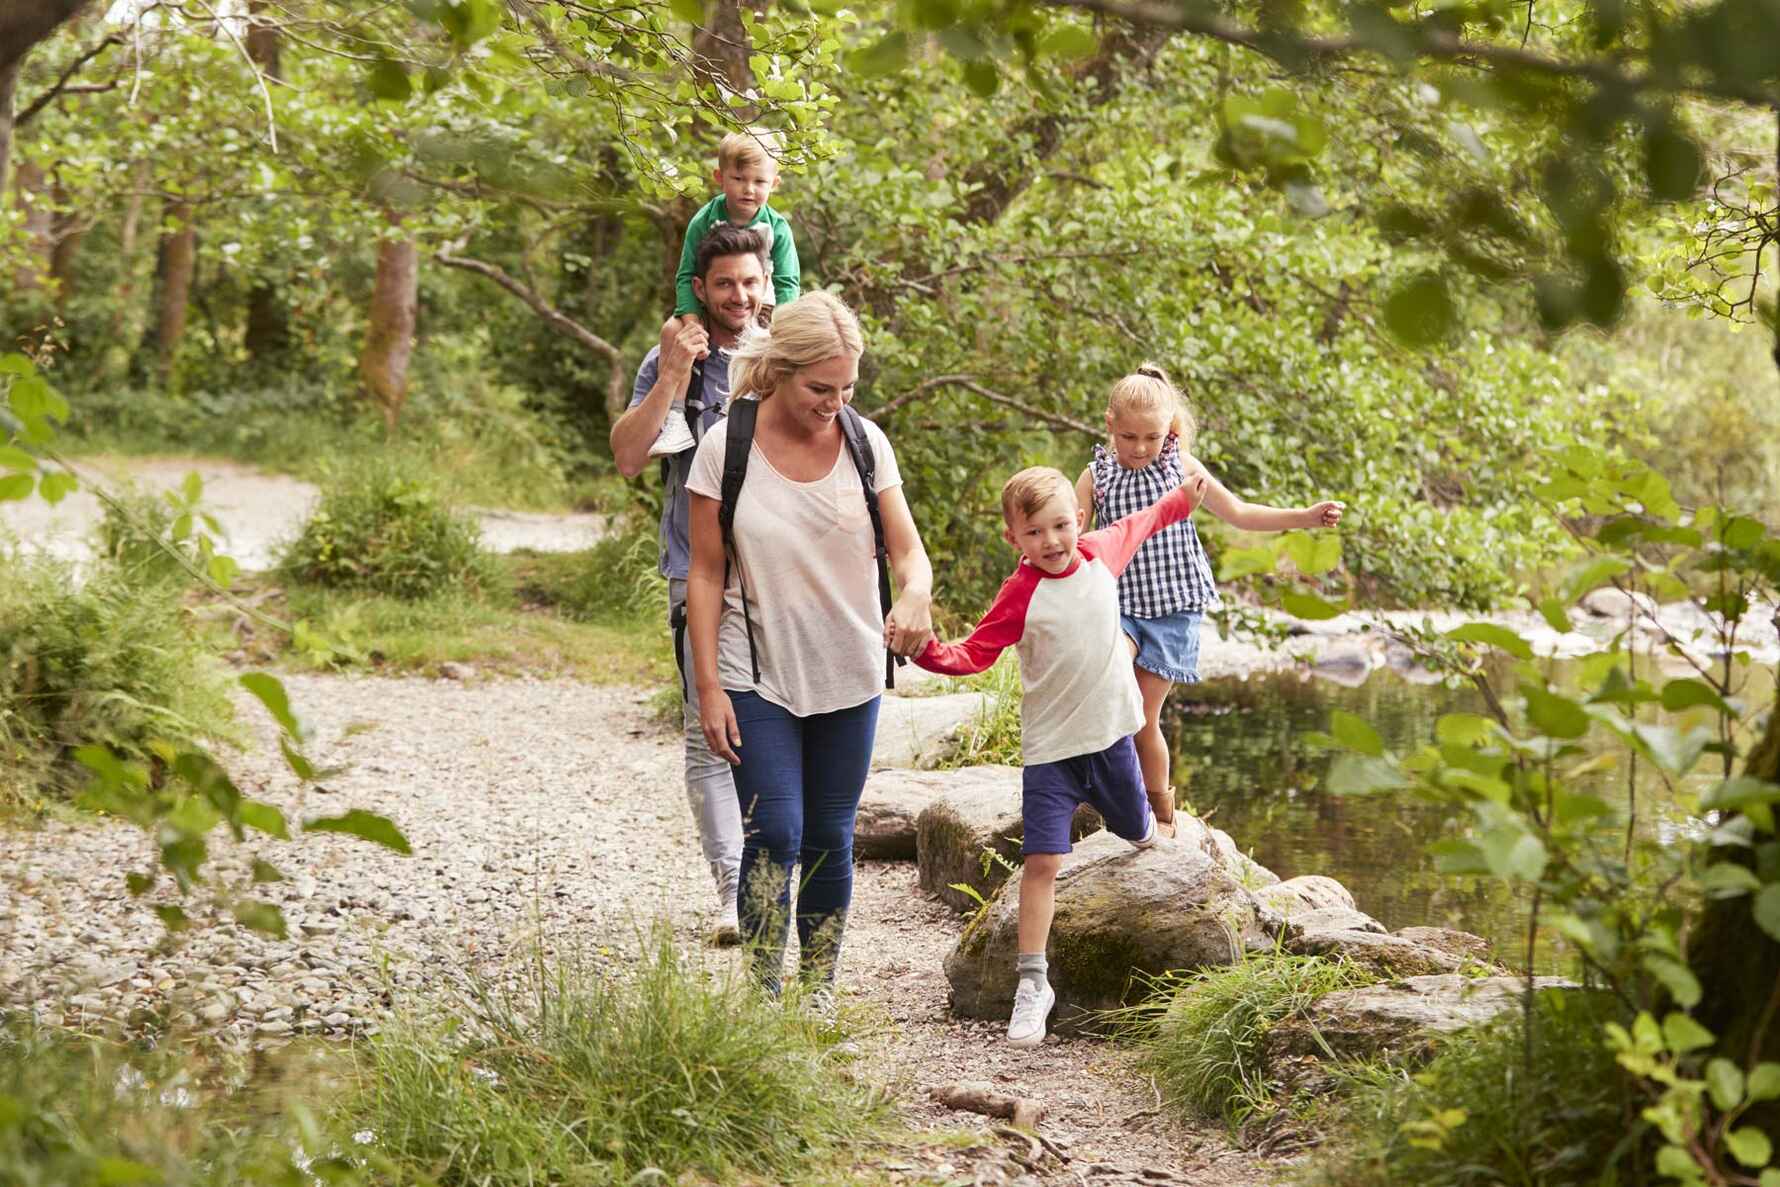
top-left (1, 672), bottom-right (1274, 1185)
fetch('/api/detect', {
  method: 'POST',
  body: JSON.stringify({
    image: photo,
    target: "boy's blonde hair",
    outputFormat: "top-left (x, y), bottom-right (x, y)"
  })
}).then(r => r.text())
top-left (1001, 467), bottom-right (1076, 526)
top-left (727, 291), bottom-right (862, 402)
top-left (1106, 362), bottom-right (1196, 447)
top-left (718, 129), bottom-right (782, 174)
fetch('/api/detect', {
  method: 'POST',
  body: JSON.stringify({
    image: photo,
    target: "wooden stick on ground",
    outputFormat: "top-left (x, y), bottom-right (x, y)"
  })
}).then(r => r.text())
top-left (928, 1080), bottom-right (1046, 1130)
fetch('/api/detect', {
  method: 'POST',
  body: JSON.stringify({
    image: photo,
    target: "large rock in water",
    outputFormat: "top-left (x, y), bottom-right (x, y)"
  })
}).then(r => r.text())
top-left (944, 830), bottom-right (1275, 1034)
top-left (915, 770), bottom-right (1102, 911)
top-left (854, 766), bottom-right (1015, 862)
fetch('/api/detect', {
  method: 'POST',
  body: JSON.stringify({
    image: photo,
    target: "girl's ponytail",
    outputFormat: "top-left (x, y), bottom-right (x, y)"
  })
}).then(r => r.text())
top-left (1108, 362), bottom-right (1196, 447)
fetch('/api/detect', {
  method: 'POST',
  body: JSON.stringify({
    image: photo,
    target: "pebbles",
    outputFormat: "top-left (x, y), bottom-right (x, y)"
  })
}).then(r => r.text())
top-left (2, 674), bottom-right (707, 1041)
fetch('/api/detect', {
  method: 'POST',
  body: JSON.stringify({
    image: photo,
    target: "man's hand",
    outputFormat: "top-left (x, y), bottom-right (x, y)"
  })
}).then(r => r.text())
top-left (661, 315), bottom-right (710, 375)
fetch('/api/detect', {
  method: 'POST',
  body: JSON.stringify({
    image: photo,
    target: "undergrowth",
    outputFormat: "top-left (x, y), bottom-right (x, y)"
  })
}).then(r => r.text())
top-left (934, 652), bottom-right (1023, 767)
top-left (346, 929), bottom-right (889, 1186)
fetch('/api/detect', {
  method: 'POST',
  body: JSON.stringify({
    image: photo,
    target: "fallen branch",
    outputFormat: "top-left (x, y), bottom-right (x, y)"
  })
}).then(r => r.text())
top-left (928, 1080), bottom-right (1046, 1130)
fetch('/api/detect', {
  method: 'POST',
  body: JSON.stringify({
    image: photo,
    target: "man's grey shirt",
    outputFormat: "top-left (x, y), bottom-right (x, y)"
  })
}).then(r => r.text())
top-left (629, 345), bottom-right (732, 581)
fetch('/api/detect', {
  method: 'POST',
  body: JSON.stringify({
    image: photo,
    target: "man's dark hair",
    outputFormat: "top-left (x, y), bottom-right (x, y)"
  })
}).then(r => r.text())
top-left (694, 223), bottom-right (770, 281)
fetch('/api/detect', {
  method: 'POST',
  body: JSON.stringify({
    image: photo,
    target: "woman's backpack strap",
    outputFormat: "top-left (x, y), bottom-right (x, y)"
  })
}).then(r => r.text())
top-left (838, 406), bottom-right (904, 690)
top-left (719, 399), bottom-right (762, 684)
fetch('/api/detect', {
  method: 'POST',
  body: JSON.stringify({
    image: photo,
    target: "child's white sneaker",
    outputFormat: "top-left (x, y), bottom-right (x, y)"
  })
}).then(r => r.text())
top-left (647, 409), bottom-right (697, 459)
top-left (1006, 979), bottom-right (1055, 1048)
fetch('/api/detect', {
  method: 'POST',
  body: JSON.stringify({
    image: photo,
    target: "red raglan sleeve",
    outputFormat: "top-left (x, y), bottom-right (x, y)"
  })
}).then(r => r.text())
top-left (915, 568), bottom-right (1037, 676)
top-left (1081, 482), bottom-right (1201, 578)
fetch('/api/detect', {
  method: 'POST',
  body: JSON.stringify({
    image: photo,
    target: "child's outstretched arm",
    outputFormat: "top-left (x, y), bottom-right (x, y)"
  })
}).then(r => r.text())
top-left (1083, 473), bottom-right (1208, 578)
top-left (914, 569), bottom-right (1037, 676)
top-left (1190, 460), bottom-right (1343, 532)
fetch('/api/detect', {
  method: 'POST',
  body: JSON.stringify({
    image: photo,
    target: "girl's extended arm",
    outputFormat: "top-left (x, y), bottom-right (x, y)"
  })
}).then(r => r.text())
top-left (878, 485), bottom-right (934, 658)
top-left (687, 492), bottom-right (741, 764)
top-left (1190, 461), bottom-right (1343, 532)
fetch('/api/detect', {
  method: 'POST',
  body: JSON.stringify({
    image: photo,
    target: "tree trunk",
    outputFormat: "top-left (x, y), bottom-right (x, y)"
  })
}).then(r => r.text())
top-left (360, 209), bottom-right (418, 430)
top-left (1689, 699), bottom-right (1780, 1132)
top-left (691, 0), bottom-right (759, 98)
top-left (11, 159), bottom-right (55, 294)
top-left (48, 180), bottom-right (83, 309)
top-left (242, 0), bottom-right (290, 364)
top-left (0, 0), bottom-right (94, 75)
top-left (150, 200), bottom-right (196, 380)
top-left (0, 56), bottom-right (19, 201)
top-left (110, 159), bottom-right (148, 344)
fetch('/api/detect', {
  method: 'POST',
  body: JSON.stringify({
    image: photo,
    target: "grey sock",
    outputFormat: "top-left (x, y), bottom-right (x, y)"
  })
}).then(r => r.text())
top-left (1016, 952), bottom-right (1048, 994)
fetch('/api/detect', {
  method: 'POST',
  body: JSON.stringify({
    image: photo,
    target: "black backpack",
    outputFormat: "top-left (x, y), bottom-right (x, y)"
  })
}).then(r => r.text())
top-left (718, 398), bottom-right (904, 690)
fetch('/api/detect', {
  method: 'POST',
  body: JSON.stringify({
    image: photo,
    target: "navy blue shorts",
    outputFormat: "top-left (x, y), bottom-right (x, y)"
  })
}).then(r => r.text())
top-left (1119, 609), bottom-right (1203, 683)
top-left (1021, 735), bottom-right (1155, 855)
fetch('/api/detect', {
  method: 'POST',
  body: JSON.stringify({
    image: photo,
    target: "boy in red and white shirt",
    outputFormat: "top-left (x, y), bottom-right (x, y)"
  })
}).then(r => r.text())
top-left (914, 465), bottom-right (1206, 1047)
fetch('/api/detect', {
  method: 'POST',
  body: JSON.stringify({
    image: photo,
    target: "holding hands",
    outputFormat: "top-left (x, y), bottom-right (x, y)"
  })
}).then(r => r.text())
top-left (884, 590), bottom-right (934, 658)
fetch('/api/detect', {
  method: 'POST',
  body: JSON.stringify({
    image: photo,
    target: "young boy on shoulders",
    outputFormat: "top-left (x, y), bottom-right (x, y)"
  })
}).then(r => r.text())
top-left (675, 130), bottom-right (800, 327)
top-left (911, 465), bottom-right (1207, 1048)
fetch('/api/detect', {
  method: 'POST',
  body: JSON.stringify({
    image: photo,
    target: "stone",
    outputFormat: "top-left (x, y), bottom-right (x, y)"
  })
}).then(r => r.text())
top-left (438, 662), bottom-right (475, 681)
top-left (1289, 906), bottom-right (1385, 935)
top-left (1255, 875), bottom-right (1355, 917)
top-left (915, 771), bottom-right (1101, 912)
top-left (856, 767), bottom-right (1011, 861)
top-left (1579, 587), bottom-right (1658, 621)
top-left (872, 693), bottom-right (990, 769)
top-left (1286, 928), bottom-right (1463, 978)
top-left (1266, 974), bottom-right (1581, 1064)
top-left (1393, 926), bottom-right (1497, 968)
top-left (944, 830), bottom-right (1274, 1035)
top-left (1173, 815), bottom-right (1278, 890)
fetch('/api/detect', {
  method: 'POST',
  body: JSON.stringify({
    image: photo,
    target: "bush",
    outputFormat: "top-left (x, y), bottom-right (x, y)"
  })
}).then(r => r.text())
top-left (934, 653), bottom-right (1023, 767)
top-left (281, 463), bottom-right (497, 600)
top-left (1303, 989), bottom-right (1636, 1186)
top-left (1109, 953), bottom-right (1380, 1131)
top-left (504, 523), bottom-right (668, 625)
top-left (346, 931), bottom-right (885, 1186)
top-left (0, 552), bottom-right (236, 808)
top-left (94, 485), bottom-right (201, 587)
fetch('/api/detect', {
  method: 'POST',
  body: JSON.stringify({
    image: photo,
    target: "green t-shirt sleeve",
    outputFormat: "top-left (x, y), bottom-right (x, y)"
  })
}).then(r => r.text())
top-left (675, 200), bottom-right (722, 317)
top-left (769, 210), bottom-right (800, 306)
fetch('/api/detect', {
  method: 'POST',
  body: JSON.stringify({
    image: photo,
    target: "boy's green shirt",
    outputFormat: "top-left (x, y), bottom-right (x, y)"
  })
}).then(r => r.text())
top-left (674, 195), bottom-right (800, 317)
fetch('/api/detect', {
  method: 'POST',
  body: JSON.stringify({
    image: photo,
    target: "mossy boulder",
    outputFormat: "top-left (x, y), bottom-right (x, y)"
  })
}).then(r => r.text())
top-left (855, 768), bottom-right (978, 860)
top-left (1285, 927), bottom-right (1465, 978)
top-left (943, 829), bottom-right (1275, 1034)
top-left (914, 769), bottom-right (1101, 911)
top-left (1265, 973), bottom-right (1582, 1065)
top-left (1256, 874), bottom-right (1355, 916)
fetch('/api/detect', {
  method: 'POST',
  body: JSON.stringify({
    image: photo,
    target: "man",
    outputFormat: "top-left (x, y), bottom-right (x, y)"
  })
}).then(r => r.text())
top-left (611, 223), bottom-right (770, 943)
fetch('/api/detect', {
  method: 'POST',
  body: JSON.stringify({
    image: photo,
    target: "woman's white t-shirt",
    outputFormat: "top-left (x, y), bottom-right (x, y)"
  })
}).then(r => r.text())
top-left (686, 408), bottom-right (902, 717)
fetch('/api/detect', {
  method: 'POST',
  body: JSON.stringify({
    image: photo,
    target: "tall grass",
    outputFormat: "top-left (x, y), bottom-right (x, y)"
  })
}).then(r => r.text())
top-left (505, 524), bottom-right (669, 627)
top-left (1303, 989), bottom-right (1636, 1186)
top-left (346, 930), bottom-right (887, 1186)
top-left (935, 653), bottom-right (1023, 767)
top-left (1108, 952), bottom-right (1379, 1129)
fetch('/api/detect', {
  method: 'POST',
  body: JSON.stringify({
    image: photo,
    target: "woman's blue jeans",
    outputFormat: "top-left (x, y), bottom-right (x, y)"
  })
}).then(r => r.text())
top-left (728, 690), bottom-right (880, 993)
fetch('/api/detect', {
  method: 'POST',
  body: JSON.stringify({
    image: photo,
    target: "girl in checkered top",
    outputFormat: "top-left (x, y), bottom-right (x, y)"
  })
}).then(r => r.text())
top-left (1072, 364), bottom-right (1344, 836)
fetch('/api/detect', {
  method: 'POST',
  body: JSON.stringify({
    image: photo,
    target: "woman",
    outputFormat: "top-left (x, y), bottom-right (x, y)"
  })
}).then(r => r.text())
top-left (686, 291), bottom-right (933, 996)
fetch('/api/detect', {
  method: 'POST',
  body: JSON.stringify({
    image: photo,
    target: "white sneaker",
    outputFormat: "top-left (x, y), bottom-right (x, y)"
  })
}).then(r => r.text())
top-left (647, 409), bottom-right (697, 459)
top-left (1006, 979), bottom-right (1055, 1048)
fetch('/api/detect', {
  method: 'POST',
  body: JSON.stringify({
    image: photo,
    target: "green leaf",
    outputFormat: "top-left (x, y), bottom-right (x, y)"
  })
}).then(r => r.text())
top-left (1661, 678), bottom-right (1733, 716)
top-left (961, 59), bottom-right (999, 97)
top-left (279, 735), bottom-right (316, 782)
top-left (0, 473), bottom-right (32, 502)
top-left (1383, 272), bottom-right (1456, 347)
top-left (234, 900), bottom-right (288, 939)
top-left (1561, 556), bottom-right (1632, 603)
top-left (1430, 837), bottom-right (1490, 875)
top-left (240, 672), bottom-right (305, 741)
top-left (1661, 1011), bottom-right (1715, 1054)
top-left (38, 470), bottom-right (76, 505)
top-left (1219, 545), bottom-right (1279, 580)
top-left (153, 905), bottom-right (191, 932)
top-left (1760, 1169), bottom-right (1780, 1187)
top-left (1041, 23), bottom-right (1099, 58)
top-left (305, 810), bottom-right (412, 855)
top-left (251, 859), bottom-right (285, 884)
top-left (1280, 590), bottom-right (1344, 620)
top-left (1330, 709), bottom-right (1384, 756)
top-left (669, 0), bottom-right (705, 22)
top-left (1699, 862), bottom-right (1762, 897)
top-left (1748, 1062), bottom-right (1780, 1102)
top-left (367, 58), bottom-right (413, 101)
top-left (1724, 515), bottom-right (1766, 551)
top-left (1705, 1058), bottom-right (1746, 1111)
top-left (1699, 777), bottom-right (1780, 811)
top-left (1436, 713), bottom-right (1497, 746)
top-left (125, 871), bottom-right (156, 895)
top-left (1754, 884), bottom-right (1780, 943)
top-left (238, 800), bottom-right (289, 840)
top-left (1726, 1126), bottom-right (1773, 1169)
top-left (1643, 955), bottom-right (1702, 1008)
top-left (850, 31), bottom-right (909, 76)
top-left (1445, 622), bottom-right (1534, 660)
top-left (1480, 827), bottom-right (1547, 881)
top-left (94, 1156), bottom-right (164, 1185)
top-left (1327, 753), bottom-right (1410, 794)
top-left (1523, 686), bottom-right (1589, 739)
top-left (1631, 722), bottom-right (1710, 775)
top-left (0, 445), bottom-right (35, 472)
top-left (1537, 597), bottom-right (1571, 633)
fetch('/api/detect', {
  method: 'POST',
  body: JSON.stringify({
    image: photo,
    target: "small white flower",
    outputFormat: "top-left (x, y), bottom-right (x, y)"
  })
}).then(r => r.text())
top-left (470, 1065), bottom-right (500, 1086)
top-left (352, 1129), bottom-right (376, 1145)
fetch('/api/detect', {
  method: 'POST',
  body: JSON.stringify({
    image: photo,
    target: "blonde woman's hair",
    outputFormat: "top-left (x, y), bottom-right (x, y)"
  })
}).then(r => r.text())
top-left (1000, 466), bottom-right (1076, 526)
top-left (726, 291), bottom-right (863, 402)
top-left (717, 129), bottom-right (782, 174)
top-left (1106, 362), bottom-right (1196, 447)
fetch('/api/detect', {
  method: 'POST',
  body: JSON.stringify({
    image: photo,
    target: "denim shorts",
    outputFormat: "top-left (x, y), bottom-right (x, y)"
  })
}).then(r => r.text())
top-left (1119, 609), bottom-right (1203, 683)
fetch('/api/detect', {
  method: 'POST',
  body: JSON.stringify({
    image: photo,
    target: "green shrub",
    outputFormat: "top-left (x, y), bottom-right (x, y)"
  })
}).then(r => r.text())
top-left (95, 485), bottom-right (200, 587)
top-left (1304, 989), bottom-right (1636, 1187)
top-left (347, 931), bottom-right (885, 1186)
top-left (281, 463), bottom-right (497, 600)
top-left (1109, 952), bottom-right (1380, 1130)
top-left (0, 552), bottom-right (236, 808)
top-left (504, 524), bottom-right (669, 625)
top-left (935, 653), bottom-right (1023, 767)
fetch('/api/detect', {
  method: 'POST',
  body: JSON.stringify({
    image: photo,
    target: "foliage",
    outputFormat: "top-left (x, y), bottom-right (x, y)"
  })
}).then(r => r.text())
top-left (346, 930), bottom-right (887, 1187)
top-left (281, 461), bottom-right (497, 600)
top-left (1109, 953), bottom-right (1380, 1130)
top-left (934, 652), bottom-right (1025, 767)
top-left (0, 551), bottom-right (237, 809)
top-left (1305, 989), bottom-right (1635, 1186)
top-left (505, 525), bottom-right (669, 626)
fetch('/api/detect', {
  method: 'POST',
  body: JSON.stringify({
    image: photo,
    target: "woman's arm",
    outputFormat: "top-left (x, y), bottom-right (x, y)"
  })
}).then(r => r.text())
top-left (1073, 466), bottom-right (1097, 531)
top-left (877, 485), bottom-right (934, 658)
top-left (687, 491), bottom-right (742, 765)
top-left (1193, 462), bottom-right (1344, 532)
